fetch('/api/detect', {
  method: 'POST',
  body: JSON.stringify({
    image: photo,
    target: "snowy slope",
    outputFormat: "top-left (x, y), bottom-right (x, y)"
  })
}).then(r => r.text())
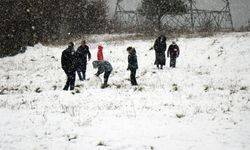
top-left (0, 32), bottom-right (250, 150)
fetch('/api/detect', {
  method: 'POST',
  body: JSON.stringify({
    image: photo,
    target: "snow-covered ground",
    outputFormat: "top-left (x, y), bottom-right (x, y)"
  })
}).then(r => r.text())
top-left (0, 32), bottom-right (250, 150)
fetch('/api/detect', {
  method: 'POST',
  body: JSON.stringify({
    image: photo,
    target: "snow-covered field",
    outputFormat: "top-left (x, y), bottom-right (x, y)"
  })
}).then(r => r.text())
top-left (0, 32), bottom-right (250, 150)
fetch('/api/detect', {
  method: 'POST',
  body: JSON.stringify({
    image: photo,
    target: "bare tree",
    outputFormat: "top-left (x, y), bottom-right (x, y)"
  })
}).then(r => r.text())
top-left (138, 0), bottom-right (187, 31)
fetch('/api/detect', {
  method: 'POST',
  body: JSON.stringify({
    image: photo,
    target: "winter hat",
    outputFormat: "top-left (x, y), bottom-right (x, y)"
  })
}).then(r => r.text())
top-left (81, 40), bottom-right (86, 45)
top-left (127, 46), bottom-right (133, 52)
top-left (160, 35), bottom-right (166, 42)
top-left (98, 45), bottom-right (103, 51)
top-left (92, 60), bottom-right (100, 68)
top-left (68, 42), bottom-right (74, 48)
top-left (131, 48), bottom-right (136, 55)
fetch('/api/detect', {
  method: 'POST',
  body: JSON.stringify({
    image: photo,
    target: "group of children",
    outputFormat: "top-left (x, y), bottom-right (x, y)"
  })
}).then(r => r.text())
top-left (61, 40), bottom-right (139, 90)
top-left (61, 36), bottom-right (180, 90)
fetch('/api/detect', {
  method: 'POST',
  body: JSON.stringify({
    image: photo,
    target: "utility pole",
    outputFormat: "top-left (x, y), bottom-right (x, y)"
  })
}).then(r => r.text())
top-left (225, 0), bottom-right (234, 30)
top-left (189, 0), bottom-right (194, 31)
top-left (113, 0), bottom-right (234, 32)
top-left (113, 0), bottom-right (139, 32)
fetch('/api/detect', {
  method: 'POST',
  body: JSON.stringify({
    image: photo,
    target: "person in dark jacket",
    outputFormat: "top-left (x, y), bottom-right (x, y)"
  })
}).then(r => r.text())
top-left (154, 35), bottom-right (167, 69)
top-left (92, 60), bottom-right (113, 88)
top-left (127, 47), bottom-right (138, 86)
top-left (76, 40), bottom-right (91, 81)
top-left (61, 42), bottom-right (77, 90)
top-left (167, 41), bottom-right (180, 68)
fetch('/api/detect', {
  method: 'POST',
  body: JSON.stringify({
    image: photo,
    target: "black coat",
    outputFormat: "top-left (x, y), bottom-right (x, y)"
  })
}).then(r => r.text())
top-left (154, 35), bottom-right (167, 65)
top-left (167, 44), bottom-right (180, 58)
top-left (76, 45), bottom-right (91, 66)
top-left (61, 47), bottom-right (77, 73)
top-left (127, 49), bottom-right (138, 70)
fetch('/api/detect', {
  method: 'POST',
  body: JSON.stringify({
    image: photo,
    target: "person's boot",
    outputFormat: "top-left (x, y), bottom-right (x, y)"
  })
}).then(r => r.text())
top-left (80, 70), bottom-right (86, 80)
top-left (70, 86), bottom-right (74, 91)
top-left (134, 80), bottom-right (138, 86)
top-left (131, 78), bottom-right (138, 86)
top-left (101, 78), bottom-right (108, 88)
top-left (77, 71), bottom-right (83, 81)
top-left (63, 85), bottom-right (69, 91)
top-left (82, 73), bottom-right (86, 80)
top-left (132, 81), bottom-right (138, 86)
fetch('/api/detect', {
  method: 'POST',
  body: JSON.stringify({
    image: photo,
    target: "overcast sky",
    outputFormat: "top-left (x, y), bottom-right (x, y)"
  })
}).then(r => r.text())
top-left (107, 0), bottom-right (250, 28)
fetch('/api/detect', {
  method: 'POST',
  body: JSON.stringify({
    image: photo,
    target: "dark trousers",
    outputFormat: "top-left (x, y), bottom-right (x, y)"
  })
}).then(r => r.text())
top-left (103, 71), bottom-right (111, 85)
top-left (63, 71), bottom-right (76, 90)
top-left (170, 57), bottom-right (176, 68)
top-left (130, 69), bottom-right (138, 85)
top-left (77, 65), bottom-right (86, 81)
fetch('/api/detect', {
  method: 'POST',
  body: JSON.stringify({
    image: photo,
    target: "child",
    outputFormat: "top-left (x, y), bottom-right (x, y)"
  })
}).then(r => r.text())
top-left (167, 41), bottom-right (180, 68)
top-left (92, 60), bottom-right (113, 88)
top-left (76, 40), bottom-right (91, 81)
top-left (127, 47), bottom-right (138, 86)
top-left (97, 45), bottom-right (104, 60)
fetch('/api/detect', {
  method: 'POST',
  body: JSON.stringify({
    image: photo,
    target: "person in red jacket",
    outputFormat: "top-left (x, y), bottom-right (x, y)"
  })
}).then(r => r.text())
top-left (97, 45), bottom-right (104, 60)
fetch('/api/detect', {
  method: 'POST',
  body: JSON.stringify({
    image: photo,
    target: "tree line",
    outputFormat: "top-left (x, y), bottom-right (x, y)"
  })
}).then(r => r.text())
top-left (0, 0), bottom-right (188, 58)
top-left (0, 0), bottom-right (109, 57)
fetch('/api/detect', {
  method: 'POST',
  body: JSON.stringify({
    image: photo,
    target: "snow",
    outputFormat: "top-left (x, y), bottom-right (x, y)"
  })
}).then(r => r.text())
top-left (0, 32), bottom-right (250, 150)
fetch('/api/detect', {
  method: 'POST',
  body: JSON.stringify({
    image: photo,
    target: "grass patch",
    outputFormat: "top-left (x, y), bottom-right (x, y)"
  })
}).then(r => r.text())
top-left (35, 87), bottom-right (42, 93)
top-left (176, 113), bottom-right (185, 119)
top-left (204, 85), bottom-right (210, 92)
top-left (240, 86), bottom-right (248, 91)
top-left (97, 141), bottom-right (107, 146)
top-left (172, 83), bottom-right (178, 91)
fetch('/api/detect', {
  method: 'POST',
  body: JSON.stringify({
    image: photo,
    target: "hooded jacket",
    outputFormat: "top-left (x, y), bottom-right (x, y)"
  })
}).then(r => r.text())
top-left (76, 45), bottom-right (91, 66)
top-left (61, 45), bottom-right (77, 72)
top-left (97, 45), bottom-right (104, 60)
top-left (92, 60), bottom-right (113, 76)
top-left (127, 48), bottom-right (138, 70)
top-left (154, 35), bottom-right (167, 53)
top-left (153, 35), bottom-right (167, 65)
top-left (167, 44), bottom-right (180, 58)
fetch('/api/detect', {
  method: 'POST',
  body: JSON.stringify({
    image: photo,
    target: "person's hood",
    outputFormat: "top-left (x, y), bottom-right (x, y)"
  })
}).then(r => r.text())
top-left (159, 35), bottom-right (166, 42)
top-left (66, 47), bottom-right (74, 53)
top-left (130, 48), bottom-right (136, 55)
top-left (68, 42), bottom-right (74, 48)
top-left (98, 45), bottom-right (103, 51)
top-left (92, 60), bottom-right (101, 68)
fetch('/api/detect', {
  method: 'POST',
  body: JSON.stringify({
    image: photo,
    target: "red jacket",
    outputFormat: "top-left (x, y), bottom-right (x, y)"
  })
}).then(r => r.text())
top-left (97, 45), bottom-right (104, 60)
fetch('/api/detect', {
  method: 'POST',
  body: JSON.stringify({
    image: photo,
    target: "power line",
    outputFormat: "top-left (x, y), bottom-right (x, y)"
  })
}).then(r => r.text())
top-left (113, 0), bottom-right (234, 32)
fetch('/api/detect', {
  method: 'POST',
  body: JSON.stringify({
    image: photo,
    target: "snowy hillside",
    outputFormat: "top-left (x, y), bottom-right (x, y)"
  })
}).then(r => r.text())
top-left (0, 32), bottom-right (250, 150)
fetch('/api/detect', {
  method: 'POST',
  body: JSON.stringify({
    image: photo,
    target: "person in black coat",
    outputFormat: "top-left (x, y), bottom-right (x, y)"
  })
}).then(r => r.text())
top-left (167, 41), bottom-right (180, 68)
top-left (127, 47), bottom-right (138, 86)
top-left (76, 40), bottom-right (91, 81)
top-left (61, 42), bottom-right (77, 90)
top-left (153, 35), bottom-right (167, 69)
